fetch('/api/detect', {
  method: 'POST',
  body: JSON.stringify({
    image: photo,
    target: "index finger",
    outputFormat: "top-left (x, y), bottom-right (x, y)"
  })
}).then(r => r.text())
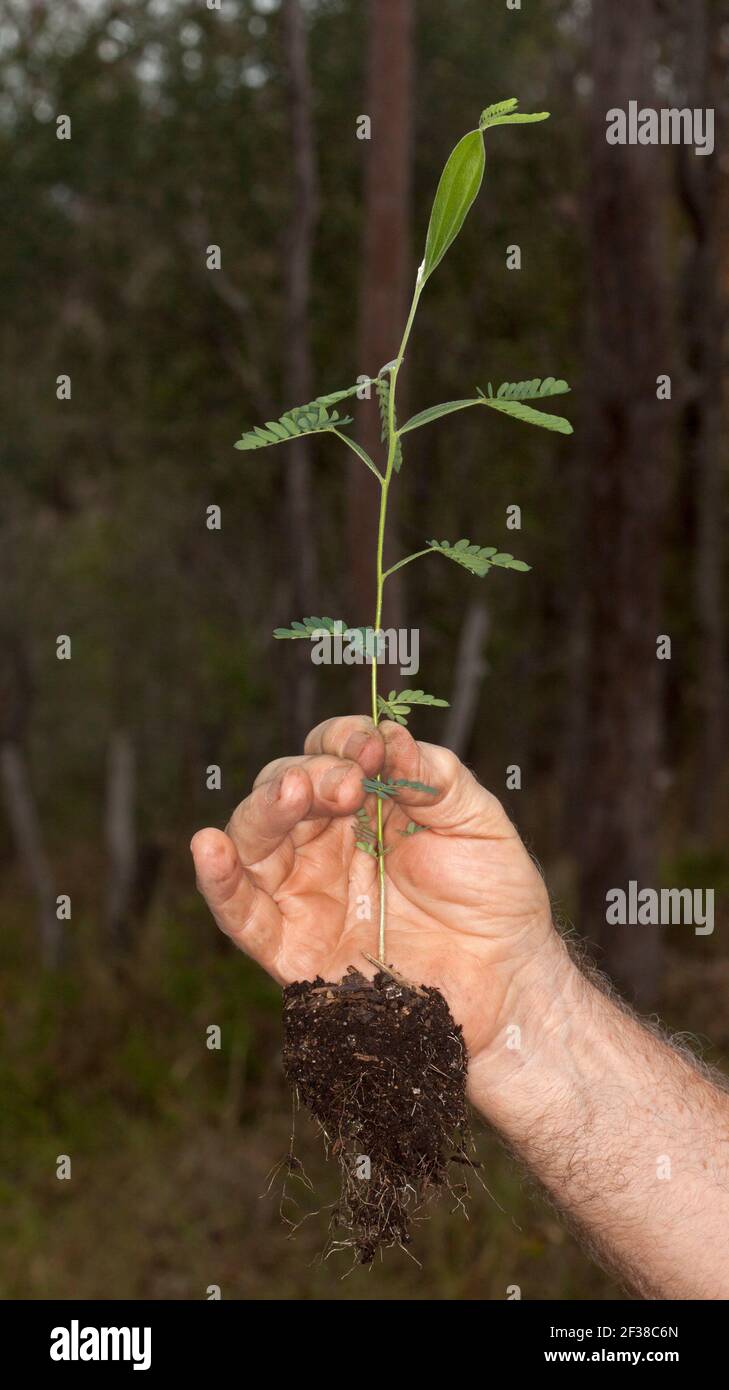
top-left (303, 714), bottom-right (384, 776)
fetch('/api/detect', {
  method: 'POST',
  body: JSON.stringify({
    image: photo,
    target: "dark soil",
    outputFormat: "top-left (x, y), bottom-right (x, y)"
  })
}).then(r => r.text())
top-left (282, 966), bottom-right (471, 1263)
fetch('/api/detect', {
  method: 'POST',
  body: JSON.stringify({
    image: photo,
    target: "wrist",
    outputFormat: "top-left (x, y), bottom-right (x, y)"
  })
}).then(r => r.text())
top-left (467, 926), bottom-right (591, 1133)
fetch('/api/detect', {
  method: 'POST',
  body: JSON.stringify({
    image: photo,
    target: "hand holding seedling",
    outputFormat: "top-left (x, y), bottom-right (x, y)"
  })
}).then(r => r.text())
top-left (192, 717), bottom-right (729, 1296)
top-left (192, 102), bottom-right (729, 1284)
top-left (191, 713), bottom-right (555, 1061)
top-left (193, 101), bottom-right (576, 1260)
top-left (194, 101), bottom-right (581, 1264)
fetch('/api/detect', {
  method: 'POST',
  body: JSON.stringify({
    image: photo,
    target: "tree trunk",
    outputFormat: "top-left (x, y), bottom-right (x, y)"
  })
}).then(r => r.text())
top-left (348, 0), bottom-right (414, 710)
top-left (576, 0), bottom-right (673, 1006)
top-left (1, 741), bottom-right (62, 969)
top-left (283, 0), bottom-right (320, 747)
top-left (105, 728), bottom-right (137, 950)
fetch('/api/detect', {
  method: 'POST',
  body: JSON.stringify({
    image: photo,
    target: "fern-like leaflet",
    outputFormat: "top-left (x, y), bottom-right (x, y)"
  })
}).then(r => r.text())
top-left (273, 616), bottom-right (370, 645)
top-left (361, 776), bottom-right (439, 800)
top-left (427, 538), bottom-right (531, 576)
top-left (376, 375), bottom-right (403, 473)
top-left (235, 378), bottom-right (386, 453)
top-left (377, 689), bottom-right (449, 726)
top-left (486, 377), bottom-right (570, 400)
top-left (235, 401), bottom-right (352, 451)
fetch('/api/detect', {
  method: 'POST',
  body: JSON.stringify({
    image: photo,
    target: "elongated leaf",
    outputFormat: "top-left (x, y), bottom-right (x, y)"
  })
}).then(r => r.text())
top-left (400, 398), bottom-right (481, 435)
top-left (419, 103), bottom-right (549, 284)
top-left (480, 98), bottom-right (550, 131)
top-left (427, 539), bottom-right (531, 577)
top-left (339, 434), bottom-right (382, 478)
top-left (421, 128), bottom-right (485, 282)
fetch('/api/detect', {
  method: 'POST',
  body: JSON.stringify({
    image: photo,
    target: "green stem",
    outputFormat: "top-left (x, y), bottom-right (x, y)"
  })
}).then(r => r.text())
top-left (382, 548), bottom-right (431, 583)
top-left (371, 278), bottom-right (423, 963)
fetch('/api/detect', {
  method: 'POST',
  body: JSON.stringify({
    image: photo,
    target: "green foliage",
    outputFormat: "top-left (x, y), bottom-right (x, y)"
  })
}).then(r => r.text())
top-left (353, 806), bottom-right (378, 856)
top-left (376, 375), bottom-right (402, 472)
top-left (479, 97), bottom-right (550, 130)
top-left (273, 615), bottom-right (352, 640)
top-left (399, 820), bottom-right (426, 837)
top-left (401, 378), bottom-right (572, 437)
top-left (362, 777), bottom-right (439, 800)
top-left (477, 385), bottom-right (573, 434)
top-left (427, 539), bottom-right (531, 577)
top-left (377, 689), bottom-right (449, 726)
top-left (490, 377), bottom-right (570, 400)
top-left (421, 128), bottom-right (485, 282)
top-left (419, 100), bottom-right (549, 286)
top-left (262, 103), bottom-right (566, 920)
top-left (315, 381), bottom-right (377, 406)
top-left (399, 398), bottom-right (483, 435)
top-left (235, 401), bottom-right (353, 451)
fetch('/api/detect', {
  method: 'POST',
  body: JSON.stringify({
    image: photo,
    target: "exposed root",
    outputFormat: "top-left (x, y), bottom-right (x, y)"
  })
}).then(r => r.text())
top-left (281, 967), bottom-right (471, 1263)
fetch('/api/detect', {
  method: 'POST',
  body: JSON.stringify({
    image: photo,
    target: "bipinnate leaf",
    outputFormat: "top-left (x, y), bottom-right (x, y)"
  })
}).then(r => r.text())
top-left (479, 98), bottom-right (550, 130)
top-left (400, 378), bottom-right (572, 437)
top-left (236, 401), bottom-right (352, 451)
top-left (477, 386), bottom-right (573, 434)
top-left (274, 616), bottom-right (351, 640)
top-left (377, 689), bottom-right (449, 727)
top-left (376, 376), bottom-right (403, 472)
top-left (361, 776), bottom-right (439, 800)
top-left (427, 539), bottom-right (531, 577)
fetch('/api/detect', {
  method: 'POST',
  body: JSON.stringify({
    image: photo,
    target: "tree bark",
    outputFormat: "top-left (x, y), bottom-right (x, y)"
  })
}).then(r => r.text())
top-left (576, 0), bottom-right (673, 1005)
top-left (283, 0), bottom-right (320, 746)
top-left (348, 0), bottom-right (414, 709)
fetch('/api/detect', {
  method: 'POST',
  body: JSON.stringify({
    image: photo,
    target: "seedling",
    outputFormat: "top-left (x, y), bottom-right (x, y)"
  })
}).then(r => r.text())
top-left (236, 102), bottom-right (572, 1261)
top-left (236, 99), bottom-right (572, 967)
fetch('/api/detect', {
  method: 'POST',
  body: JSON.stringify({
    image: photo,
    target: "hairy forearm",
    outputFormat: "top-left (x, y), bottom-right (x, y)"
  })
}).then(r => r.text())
top-left (468, 933), bottom-right (729, 1299)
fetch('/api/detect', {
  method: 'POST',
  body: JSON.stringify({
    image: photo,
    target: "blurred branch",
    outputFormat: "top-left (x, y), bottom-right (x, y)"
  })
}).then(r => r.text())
top-left (443, 601), bottom-right (490, 759)
top-left (1, 742), bottom-right (63, 969)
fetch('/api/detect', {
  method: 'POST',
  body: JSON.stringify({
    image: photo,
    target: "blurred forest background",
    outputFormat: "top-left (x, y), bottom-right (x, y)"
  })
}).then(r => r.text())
top-left (1, 0), bottom-right (729, 1299)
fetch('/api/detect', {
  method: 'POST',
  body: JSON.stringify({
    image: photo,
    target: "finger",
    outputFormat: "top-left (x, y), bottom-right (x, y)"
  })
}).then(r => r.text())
top-left (303, 714), bottom-right (385, 776)
top-left (379, 720), bottom-right (510, 835)
top-left (225, 765), bottom-right (315, 867)
top-left (190, 828), bottom-right (284, 976)
top-left (230, 758), bottom-right (367, 866)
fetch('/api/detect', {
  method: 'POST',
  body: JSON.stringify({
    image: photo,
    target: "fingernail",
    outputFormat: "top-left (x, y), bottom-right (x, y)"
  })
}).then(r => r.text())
top-left (344, 731), bottom-right (368, 760)
top-left (322, 764), bottom-right (350, 798)
top-left (265, 774), bottom-right (284, 803)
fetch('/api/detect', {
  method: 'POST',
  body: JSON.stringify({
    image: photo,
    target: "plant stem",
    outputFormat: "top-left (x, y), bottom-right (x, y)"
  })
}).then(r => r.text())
top-left (382, 548), bottom-right (431, 582)
top-left (370, 277), bottom-right (423, 962)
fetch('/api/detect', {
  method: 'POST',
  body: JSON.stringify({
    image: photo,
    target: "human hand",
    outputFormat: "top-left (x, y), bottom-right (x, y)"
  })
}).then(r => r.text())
top-left (191, 714), bottom-right (559, 1062)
